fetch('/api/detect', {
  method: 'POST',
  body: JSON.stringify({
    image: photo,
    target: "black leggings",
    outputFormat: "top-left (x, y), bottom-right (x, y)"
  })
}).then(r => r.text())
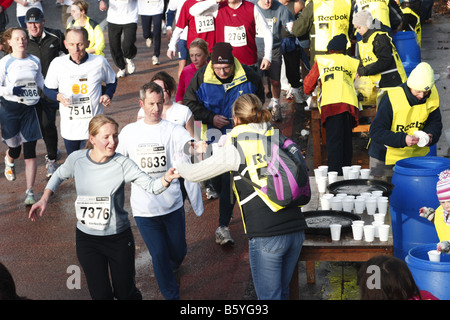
top-left (76, 227), bottom-right (142, 300)
top-left (8, 140), bottom-right (37, 160)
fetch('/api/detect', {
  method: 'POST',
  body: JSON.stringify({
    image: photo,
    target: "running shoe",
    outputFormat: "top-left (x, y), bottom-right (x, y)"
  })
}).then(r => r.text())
top-left (152, 56), bottom-right (160, 65)
top-left (215, 226), bottom-right (234, 245)
top-left (117, 69), bottom-right (126, 78)
top-left (4, 156), bottom-right (15, 181)
top-left (126, 58), bottom-right (136, 74)
top-left (24, 189), bottom-right (36, 206)
top-left (146, 38), bottom-right (152, 48)
top-left (206, 187), bottom-right (218, 200)
top-left (291, 87), bottom-right (307, 103)
top-left (45, 155), bottom-right (58, 178)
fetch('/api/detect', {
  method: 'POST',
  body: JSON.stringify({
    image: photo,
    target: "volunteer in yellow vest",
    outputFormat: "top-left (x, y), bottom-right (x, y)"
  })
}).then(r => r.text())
top-left (291, 0), bottom-right (354, 67)
top-left (176, 93), bottom-right (307, 300)
top-left (353, 10), bottom-right (407, 89)
top-left (353, 0), bottom-right (403, 32)
top-left (368, 62), bottom-right (442, 179)
top-left (399, 0), bottom-right (421, 47)
top-left (304, 34), bottom-right (360, 175)
top-left (419, 170), bottom-right (450, 253)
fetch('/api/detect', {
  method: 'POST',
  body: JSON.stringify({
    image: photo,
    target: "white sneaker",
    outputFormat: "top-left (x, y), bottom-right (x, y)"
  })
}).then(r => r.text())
top-left (162, 21), bottom-right (167, 35)
top-left (152, 56), bottom-right (160, 65)
top-left (24, 189), bottom-right (36, 206)
top-left (4, 156), bottom-right (15, 181)
top-left (117, 69), bottom-right (126, 78)
top-left (126, 58), bottom-right (136, 74)
top-left (291, 87), bottom-right (307, 103)
top-left (45, 155), bottom-right (58, 178)
top-left (146, 38), bottom-right (152, 48)
top-left (215, 226), bottom-right (234, 245)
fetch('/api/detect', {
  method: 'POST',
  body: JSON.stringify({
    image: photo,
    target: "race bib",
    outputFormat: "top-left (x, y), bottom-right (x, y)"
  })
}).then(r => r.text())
top-left (256, 18), bottom-right (274, 37)
top-left (17, 81), bottom-right (39, 103)
top-left (75, 196), bottom-right (111, 230)
top-left (68, 96), bottom-right (92, 121)
top-left (136, 144), bottom-right (167, 176)
top-left (195, 15), bottom-right (215, 33)
top-left (224, 25), bottom-right (247, 47)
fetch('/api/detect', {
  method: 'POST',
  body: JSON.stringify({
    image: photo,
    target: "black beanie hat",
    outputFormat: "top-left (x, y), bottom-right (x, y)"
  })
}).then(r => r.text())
top-left (211, 42), bottom-right (234, 64)
top-left (327, 34), bottom-right (347, 52)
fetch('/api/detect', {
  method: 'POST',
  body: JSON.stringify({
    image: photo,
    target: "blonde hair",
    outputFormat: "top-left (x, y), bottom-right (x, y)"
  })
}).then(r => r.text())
top-left (1, 27), bottom-right (27, 54)
top-left (189, 38), bottom-right (209, 57)
top-left (72, 0), bottom-right (89, 14)
top-left (232, 94), bottom-right (272, 125)
top-left (86, 114), bottom-right (119, 149)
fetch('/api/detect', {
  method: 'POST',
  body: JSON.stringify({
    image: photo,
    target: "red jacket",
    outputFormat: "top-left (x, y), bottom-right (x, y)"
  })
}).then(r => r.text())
top-left (0, 0), bottom-right (13, 10)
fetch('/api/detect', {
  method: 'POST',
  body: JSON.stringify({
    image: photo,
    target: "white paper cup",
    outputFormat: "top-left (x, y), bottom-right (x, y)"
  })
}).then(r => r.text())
top-left (317, 176), bottom-right (327, 193)
top-left (363, 225), bottom-right (375, 242)
top-left (378, 224), bottom-right (390, 241)
top-left (318, 165), bottom-right (328, 176)
top-left (336, 193), bottom-right (347, 199)
top-left (320, 196), bottom-right (332, 210)
top-left (373, 213), bottom-right (386, 223)
top-left (372, 191), bottom-right (383, 197)
top-left (377, 199), bottom-right (389, 215)
top-left (351, 165), bottom-right (361, 176)
top-left (342, 198), bottom-right (354, 212)
top-left (330, 197), bottom-right (343, 211)
top-left (428, 250), bottom-right (441, 262)
top-left (328, 171), bottom-right (338, 184)
top-left (352, 220), bottom-right (364, 226)
top-left (330, 224), bottom-right (341, 241)
top-left (372, 221), bottom-right (384, 238)
top-left (414, 130), bottom-right (430, 147)
top-left (360, 168), bottom-right (370, 179)
top-left (351, 223), bottom-right (364, 240)
top-left (365, 198), bottom-right (377, 215)
top-left (342, 166), bottom-right (351, 180)
top-left (348, 169), bottom-right (359, 180)
top-left (314, 168), bottom-right (325, 179)
top-left (354, 198), bottom-right (365, 214)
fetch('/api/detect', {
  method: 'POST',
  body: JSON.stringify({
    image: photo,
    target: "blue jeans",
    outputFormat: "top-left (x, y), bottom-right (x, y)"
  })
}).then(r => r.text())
top-left (134, 206), bottom-right (187, 300)
top-left (248, 230), bottom-right (305, 300)
top-left (64, 138), bottom-right (87, 155)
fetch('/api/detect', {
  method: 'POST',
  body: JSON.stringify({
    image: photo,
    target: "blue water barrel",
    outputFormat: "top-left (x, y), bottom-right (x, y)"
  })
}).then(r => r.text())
top-left (406, 244), bottom-right (450, 300)
top-left (390, 156), bottom-right (450, 259)
top-left (392, 31), bottom-right (421, 76)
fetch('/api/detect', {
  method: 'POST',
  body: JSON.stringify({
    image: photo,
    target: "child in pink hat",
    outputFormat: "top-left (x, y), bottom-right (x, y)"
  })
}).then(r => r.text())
top-left (419, 169), bottom-right (450, 253)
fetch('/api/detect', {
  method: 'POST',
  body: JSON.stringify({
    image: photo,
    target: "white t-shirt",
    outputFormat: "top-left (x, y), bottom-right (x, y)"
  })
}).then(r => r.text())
top-left (16, 0), bottom-right (43, 17)
top-left (0, 54), bottom-right (44, 105)
top-left (137, 101), bottom-right (192, 127)
top-left (107, 0), bottom-right (139, 24)
top-left (117, 119), bottom-right (193, 217)
top-left (45, 54), bottom-right (116, 140)
top-left (138, 0), bottom-right (164, 15)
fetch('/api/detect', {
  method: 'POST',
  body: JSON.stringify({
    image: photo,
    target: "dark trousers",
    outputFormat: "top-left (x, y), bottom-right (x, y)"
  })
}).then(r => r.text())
top-left (211, 172), bottom-right (236, 227)
top-left (282, 46), bottom-right (302, 89)
top-left (324, 112), bottom-right (354, 175)
top-left (141, 14), bottom-right (163, 57)
top-left (76, 227), bottom-right (142, 300)
top-left (35, 100), bottom-right (58, 160)
top-left (107, 22), bottom-right (137, 70)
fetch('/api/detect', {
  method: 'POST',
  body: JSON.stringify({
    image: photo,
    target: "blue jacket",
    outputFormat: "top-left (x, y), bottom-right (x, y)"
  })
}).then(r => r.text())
top-left (183, 58), bottom-right (264, 135)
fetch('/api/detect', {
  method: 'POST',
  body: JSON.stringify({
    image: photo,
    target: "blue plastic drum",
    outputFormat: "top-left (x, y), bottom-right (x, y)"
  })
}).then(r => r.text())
top-left (390, 156), bottom-right (450, 259)
top-left (392, 31), bottom-right (421, 76)
top-left (406, 244), bottom-right (450, 300)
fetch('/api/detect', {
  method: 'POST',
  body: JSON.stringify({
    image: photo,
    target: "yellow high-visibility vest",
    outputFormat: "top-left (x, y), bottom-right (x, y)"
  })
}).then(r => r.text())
top-left (316, 53), bottom-right (360, 110)
top-left (385, 86), bottom-right (439, 165)
top-left (355, 0), bottom-right (391, 28)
